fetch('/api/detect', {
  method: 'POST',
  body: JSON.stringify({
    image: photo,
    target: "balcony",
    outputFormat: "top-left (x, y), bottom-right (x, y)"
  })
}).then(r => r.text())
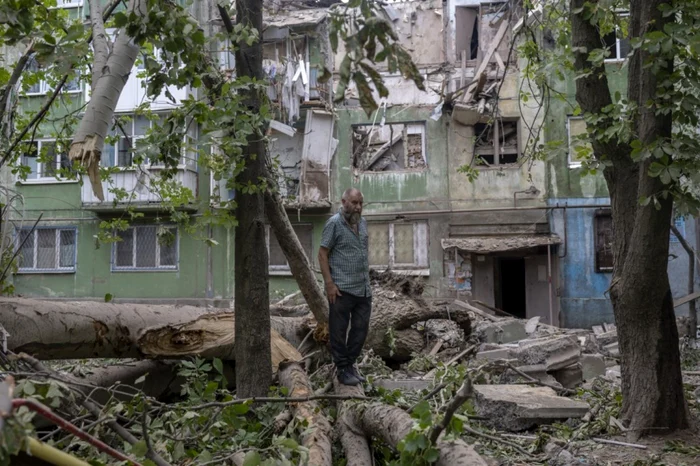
top-left (82, 168), bottom-right (198, 210)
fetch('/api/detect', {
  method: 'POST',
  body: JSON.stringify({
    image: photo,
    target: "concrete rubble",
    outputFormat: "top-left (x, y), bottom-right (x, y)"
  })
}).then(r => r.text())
top-left (473, 385), bottom-right (590, 431)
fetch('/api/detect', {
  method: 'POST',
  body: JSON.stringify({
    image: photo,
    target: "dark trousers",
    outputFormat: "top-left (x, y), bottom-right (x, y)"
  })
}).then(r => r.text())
top-left (329, 291), bottom-right (372, 369)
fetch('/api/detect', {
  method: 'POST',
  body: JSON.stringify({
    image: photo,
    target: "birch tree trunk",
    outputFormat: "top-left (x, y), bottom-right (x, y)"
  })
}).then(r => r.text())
top-left (68, 0), bottom-right (145, 201)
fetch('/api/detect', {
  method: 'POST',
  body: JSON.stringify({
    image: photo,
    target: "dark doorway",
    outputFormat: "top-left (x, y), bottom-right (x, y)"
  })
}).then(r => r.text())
top-left (496, 258), bottom-right (526, 318)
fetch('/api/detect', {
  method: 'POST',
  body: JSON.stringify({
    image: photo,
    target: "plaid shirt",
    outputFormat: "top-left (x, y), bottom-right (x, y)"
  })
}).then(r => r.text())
top-left (320, 212), bottom-right (372, 297)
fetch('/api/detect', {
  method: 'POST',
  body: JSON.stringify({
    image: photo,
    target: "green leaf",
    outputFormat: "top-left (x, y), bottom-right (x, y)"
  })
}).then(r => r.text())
top-left (131, 440), bottom-right (148, 457)
top-left (243, 451), bottom-right (261, 466)
top-left (213, 358), bottom-right (224, 375)
top-left (22, 381), bottom-right (35, 396)
top-left (112, 12), bottom-right (128, 28)
top-left (104, 293), bottom-right (113, 302)
top-left (280, 438), bottom-right (299, 449)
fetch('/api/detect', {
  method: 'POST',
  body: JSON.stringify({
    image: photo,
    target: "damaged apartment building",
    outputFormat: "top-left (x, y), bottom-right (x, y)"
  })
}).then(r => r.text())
top-left (6, 0), bottom-right (584, 328)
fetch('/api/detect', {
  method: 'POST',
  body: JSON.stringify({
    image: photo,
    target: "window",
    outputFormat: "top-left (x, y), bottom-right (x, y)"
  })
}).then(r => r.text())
top-left (474, 119), bottom-right (520, 166)
top-left (594, 210), bottom-right (613, 272)
top-left (603, 13), bottom-right (630, 62)
top-left (267, 224), bottom-right (313, 274)
top-left (112, 225), bottom-right (178, 271)
top-left (16, 227), bottom-right (77, 273)
top-left (20, 140), bottom-right (74, 181)
top-left (368, 221), bottom-right (429, 272)
top-left (455, 7), bottom-right (479, 61)
top-left (567, 116), bottom-right (592, 166)
top-left (24, 56), bottom-right (80, 95)
top-left (56, 0), bottom-right (83, 7)
top-left (352, 123), bottom-right (427, 172)
top-left (103, 115), bottom-right (197, 168)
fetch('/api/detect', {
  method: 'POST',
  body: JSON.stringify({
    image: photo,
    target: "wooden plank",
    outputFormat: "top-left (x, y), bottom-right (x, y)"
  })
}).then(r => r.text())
top-left (674, 291), bottom-right (700, 308)
top-left (428, 339), bottom-right (443, 356)
top-left (453, 300), bottom-right (499, 322)
top-left (461, 50), bottom-right (466, 88)
top-left (494, 51), bottom-right (506, 72)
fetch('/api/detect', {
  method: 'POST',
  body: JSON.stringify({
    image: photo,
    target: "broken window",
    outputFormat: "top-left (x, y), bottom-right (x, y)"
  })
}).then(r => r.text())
top-left (594, 210), bottom-right (613, 273)
top-left (455, 7), bottom-right (479, 61)
top-left (268, 224), bottom-right (313, 274)
top-left (368, 221), bottom-right (429, 271)
top-left (474, 120), bottom-right (520, 166)
top-left (16, 227), bottom-right (77, 273)
top-left (112, 225), bottom-right (178, 271)
top-left (603, 12), bottom-right (630, 61)
top-left (567, 116), bottom-right (592, 166)
top-left (352, 123), bottom-right (427, 172)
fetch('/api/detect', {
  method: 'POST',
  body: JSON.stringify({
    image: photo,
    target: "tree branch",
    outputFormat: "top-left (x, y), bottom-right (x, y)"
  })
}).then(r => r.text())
top-left (90, 0), bottom-right (110, 90)
top-left (0, 39), bottom-right (36, 122)
top-left (428, 378), bottom-right (472, 444)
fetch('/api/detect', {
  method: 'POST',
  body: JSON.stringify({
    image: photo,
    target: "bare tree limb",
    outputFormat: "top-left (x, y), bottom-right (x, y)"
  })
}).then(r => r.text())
top-left (428, 378), bottom-right (472, 444)
top-left (89, 0), bottom-right (110, 90)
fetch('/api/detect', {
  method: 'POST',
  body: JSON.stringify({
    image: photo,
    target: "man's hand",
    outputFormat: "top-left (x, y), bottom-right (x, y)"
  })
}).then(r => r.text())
top-left (326, 282), bottom-right (342, 304)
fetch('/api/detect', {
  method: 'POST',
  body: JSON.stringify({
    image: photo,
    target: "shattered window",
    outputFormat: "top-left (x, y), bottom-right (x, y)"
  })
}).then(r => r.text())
top-left (594, 211), bottom-right (613, 273)
top-left (269, 224), bottom-right (313, 273)
top-left (352, 123), bottom-right (427, 172)
top-left (474, 120), bottom-right (519, 166)
top-left (112, 225), bottom-right (178, 271)
top-left (16, 227), bottom-right (77, 273)
top-left (367, 222), bottom-right (429, 270)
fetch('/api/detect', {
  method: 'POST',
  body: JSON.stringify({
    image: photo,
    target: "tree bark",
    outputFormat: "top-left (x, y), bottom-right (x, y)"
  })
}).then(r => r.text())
top-left (0, 297), bottom-right (466, 363)
top-left (335, 382), bottom-right (487, 466)
top-left (69, 0), bottom-right (146, 201)
top-left (278, 362), bottom-right (332, 466)
top-left (264, 187), bottom-right (329, 337)
top-left (571, 0), bottom-right (688, 436)
top-left (233, 0), bottom-right (272, 398)
top-left (0, 298), bottom-right (301, 369)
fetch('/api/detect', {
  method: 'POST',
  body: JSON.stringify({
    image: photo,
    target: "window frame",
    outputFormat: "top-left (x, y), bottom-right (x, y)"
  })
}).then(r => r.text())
top-left (567, 116), bottom-right (590, 167)
top-left (54, 0), bottom-right (84, 8)
top-left (367, 221), bottom-right (430, 275)
top-left (474, 118), bottom-right (521, 168)
top-left (18, 139), bottom-right (77, 184)
top-left (266, 223), bottom-right (314, 275)
top-left (111, 225), bottom-right (179, 272)
top-left (15, 226), bottom-right (78, 274)
top-left (351, 121), bottom-right (429, 173)
top-left (603, 11), bottom-right (630, 63)
top-left (594, 210), bottom-right (614, 273)
top-left (103, 113), bottom-right (198, 170)
top-left (24, 56), bottom-right (82, 96)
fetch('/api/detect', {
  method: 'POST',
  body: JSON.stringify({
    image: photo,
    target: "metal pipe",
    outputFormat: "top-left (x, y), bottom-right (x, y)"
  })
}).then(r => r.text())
top-left (547, 243), bottom-right (554, 327)
top-left (360, 202), bottom-right (611, 218)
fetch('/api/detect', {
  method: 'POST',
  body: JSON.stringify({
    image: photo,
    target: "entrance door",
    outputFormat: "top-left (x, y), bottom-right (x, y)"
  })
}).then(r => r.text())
top-left (495, 257), bottom-right (526, 319)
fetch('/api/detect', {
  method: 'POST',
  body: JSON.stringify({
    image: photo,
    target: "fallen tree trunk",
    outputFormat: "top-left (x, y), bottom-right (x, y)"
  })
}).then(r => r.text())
top-left (0, 299), bottom-right (302, 368)
top-left (335, 381), bottom-right (487, 466)
top-left (0, 293), bottom-right (472, 363)
top-left (278, 361), bottom-right (332, 466)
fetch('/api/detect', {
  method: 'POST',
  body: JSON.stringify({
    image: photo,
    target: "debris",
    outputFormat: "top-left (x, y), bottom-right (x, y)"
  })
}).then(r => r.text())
top-left (476, 347), bottom-right (512, 361)
top-left (514, 335), bottom-right (581, 371)
top-left (551, 363), bottom-right (583, 389)
top-left (592, 325), bottom-right (604, 335)
top-left (473, 385), bottom-right (589, 431)
top-left (604, 342), bottom-right (620, 357)
top-left (429, 339), bottom-right (444, 356)
top-left (525, 316), bottom-right (541, 334)
top-left (580, 354), bottom-right (606, 381)
top-left (476, 319), bottom-right (528, 344)
top-left (592, 438), bottom-right (648, 450)
top-left (373, 378), bottom-right (431, 392)
top-left (423, 319), bottom-right (464, 348)
top-left (454, 300), bottom-right (499, 322)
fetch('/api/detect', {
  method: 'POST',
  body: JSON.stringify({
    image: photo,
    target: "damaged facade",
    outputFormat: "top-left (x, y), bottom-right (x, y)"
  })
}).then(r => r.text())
top-left (4, 0), bottom-right (695, 330)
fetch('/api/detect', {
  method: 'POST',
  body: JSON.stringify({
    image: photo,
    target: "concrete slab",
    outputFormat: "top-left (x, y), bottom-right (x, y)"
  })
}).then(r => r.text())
top-left (604, 342), bottom-right (620, 357)
top-left (596, 331), bottom-right (618, 347)
top-left (525, 316), bottom-right (540, 334)
top-left (551, 364), bottom-right (583, 389)
top-left (374, 378), bottom-right (431, 391)
top-left (514, 335), bottom-right (581, 371)
top-left (592, 325), bottom-right (605, 335)
top-left (506, 364), bottom-right (562, 388)
top-left (476, 319), bottom-right (527, 344)
top-left (473, 385), bottom-right (590, 431)
top-left (580, 354), bottom-right (606, 381)
top-left (475, 348), bottom-right (512, 361)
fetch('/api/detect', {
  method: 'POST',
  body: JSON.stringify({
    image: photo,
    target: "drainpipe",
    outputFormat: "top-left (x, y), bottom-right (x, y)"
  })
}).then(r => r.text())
top-left (206, 224), bottom-right (213, 299)
top-left (558, 203), bottom-right (568, 258)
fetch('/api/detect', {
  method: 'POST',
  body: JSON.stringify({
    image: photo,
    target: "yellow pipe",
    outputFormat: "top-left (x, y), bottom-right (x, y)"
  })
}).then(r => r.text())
top-left (21, 437), bottom-right (91, 466)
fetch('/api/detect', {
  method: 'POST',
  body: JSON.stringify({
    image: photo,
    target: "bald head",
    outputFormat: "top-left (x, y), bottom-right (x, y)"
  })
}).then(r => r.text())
top-left (341, 188), bottom-right (363, 225)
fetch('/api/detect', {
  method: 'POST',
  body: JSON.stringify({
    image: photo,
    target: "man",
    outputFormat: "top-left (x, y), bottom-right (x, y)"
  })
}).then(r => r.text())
top-left (318, 188), bottom-right (371, 386)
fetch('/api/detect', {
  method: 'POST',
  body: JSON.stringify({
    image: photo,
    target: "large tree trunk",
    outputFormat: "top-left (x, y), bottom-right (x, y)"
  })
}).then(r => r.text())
top-left (0, 297), bottom-right (470, 363)
top-left (571, 0), bottom-right (688, 436)
top-left (0, 298), bottom-right (301, 369)
top-left (68, 0), bottom-right (145, 201)
top-left (264, 187), bottom-right (329, 336)
top-left (335, 382), bottom-right (487, 466)
top-left (278, 362), bottom-right (332, 466)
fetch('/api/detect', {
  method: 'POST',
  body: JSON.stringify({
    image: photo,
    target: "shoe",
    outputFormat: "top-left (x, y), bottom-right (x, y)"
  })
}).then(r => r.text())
top-left (337, 366), bottom-right (361, 386)
top-left (351, 365), bottom-right (366, 383)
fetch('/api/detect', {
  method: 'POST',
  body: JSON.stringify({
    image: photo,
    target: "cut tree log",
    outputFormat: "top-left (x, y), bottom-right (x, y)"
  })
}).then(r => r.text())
top-left (0, 282), bottom-right (472, 363)
top-left (278, 361), bottom-right (332, 466)
top-left (335, 381), bottom-right (488, 466)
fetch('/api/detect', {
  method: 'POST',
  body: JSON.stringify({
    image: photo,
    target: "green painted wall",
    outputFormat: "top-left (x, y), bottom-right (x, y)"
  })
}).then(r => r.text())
top-left (546, 63), bottom-right (628, 199)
